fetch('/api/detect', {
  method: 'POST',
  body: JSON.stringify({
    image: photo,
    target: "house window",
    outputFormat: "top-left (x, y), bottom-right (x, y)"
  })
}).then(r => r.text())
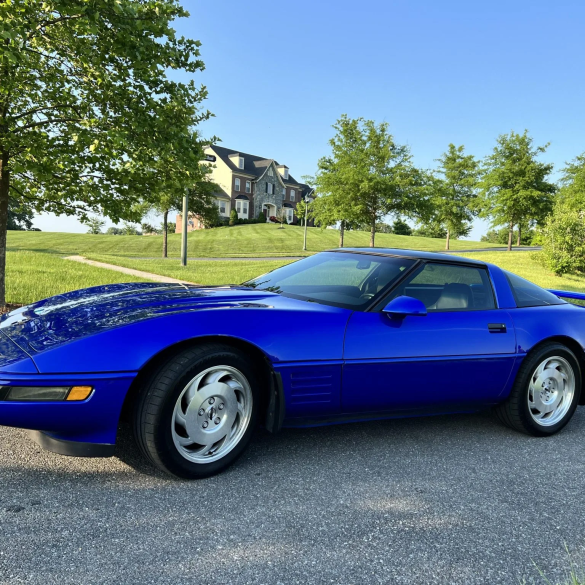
top-left (236, 199), bottom-right (249, 219)
top-left (267, 183), bottom-right (274, 195)
top-left (238, 157), bottom-right (244, 169)
top-left (282, 187), bottom-right (286, 196)
top-left (245, 181), bottom-right (251, 193)
top-left (283, 169), bottom-right (289, 180)
top-left (235, 178), bottom-right (240, 191)
top-left (217, 200), bottom-right (227, 216)
top-left (286, 208), bottom-right (294, 223)
top-left (268, 167), bottom-right (274, 177)
top-left (290, 189), bottom-right (295, 201)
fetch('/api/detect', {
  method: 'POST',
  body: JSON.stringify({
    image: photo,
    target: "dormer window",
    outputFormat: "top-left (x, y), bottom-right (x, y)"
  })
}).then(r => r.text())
top-left (283, 169), bottom-right (289, 180)
top-left (277, 165), bottom-right (289, 180)
top-left (238, 157), bottom-right (244, 170)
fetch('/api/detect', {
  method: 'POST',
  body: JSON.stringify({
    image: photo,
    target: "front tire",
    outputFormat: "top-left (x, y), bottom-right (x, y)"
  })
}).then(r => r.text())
top-left (495, 343), bottom-right (581, 436)
top-left (133, 344), bottom-right (260, 479)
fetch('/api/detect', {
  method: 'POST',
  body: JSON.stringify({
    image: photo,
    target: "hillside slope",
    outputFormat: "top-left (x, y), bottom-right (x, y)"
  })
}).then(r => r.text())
top-left (8, 224), bottom-right (502, 258)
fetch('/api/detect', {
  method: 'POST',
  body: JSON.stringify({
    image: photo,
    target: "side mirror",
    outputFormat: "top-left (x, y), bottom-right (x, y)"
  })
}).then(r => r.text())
top-left (382, 295), bottom-right (427, 318)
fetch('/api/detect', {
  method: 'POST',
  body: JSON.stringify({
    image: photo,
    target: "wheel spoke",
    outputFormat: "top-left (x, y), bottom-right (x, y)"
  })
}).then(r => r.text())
top-left (175, 434), bottom-right (196, 447)
top-left (175, 410), bottom-right (188, 429)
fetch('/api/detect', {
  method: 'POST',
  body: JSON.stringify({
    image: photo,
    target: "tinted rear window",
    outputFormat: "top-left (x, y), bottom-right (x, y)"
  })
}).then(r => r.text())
top-left (504, 271), bottom-right (566, 308)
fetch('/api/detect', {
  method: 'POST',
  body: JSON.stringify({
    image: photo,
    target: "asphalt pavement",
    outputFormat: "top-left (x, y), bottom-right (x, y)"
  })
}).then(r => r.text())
top-left (0, 408), bottom-right (584, 584)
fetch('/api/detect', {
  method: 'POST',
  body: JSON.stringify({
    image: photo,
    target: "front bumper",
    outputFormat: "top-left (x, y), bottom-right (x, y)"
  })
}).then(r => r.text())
top-left (0, 372), bottom-right (136, 452)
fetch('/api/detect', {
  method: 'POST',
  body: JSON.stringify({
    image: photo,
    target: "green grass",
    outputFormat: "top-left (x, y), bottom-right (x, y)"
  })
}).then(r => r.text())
top-left (6, 251), bottom-right (147, 305)
top-left (6, 224), bottom-right (502, 259)
top-left (85, 255), bottom-right (291, 285)
top-left (458, 251), bottom-right (585, 293)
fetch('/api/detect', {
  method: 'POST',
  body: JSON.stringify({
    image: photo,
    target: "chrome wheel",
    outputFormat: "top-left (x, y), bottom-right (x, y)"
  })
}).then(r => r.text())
top-left (528, 356), bottom-right (575, 427)
top-left (171, 365), bottom-right (253, 464)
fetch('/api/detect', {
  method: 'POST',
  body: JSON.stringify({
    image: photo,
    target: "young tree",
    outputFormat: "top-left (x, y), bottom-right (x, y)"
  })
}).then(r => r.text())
top-left (433, 144), bottom-right (480, 250)
top-left (83, 217), bottom-right (105, 235)
top-left (315, 115), bottom-right (426, 248)
top-left (480, 131), bottom-right (556, 251)
top-left (0, 1), bottom-right (212, 305)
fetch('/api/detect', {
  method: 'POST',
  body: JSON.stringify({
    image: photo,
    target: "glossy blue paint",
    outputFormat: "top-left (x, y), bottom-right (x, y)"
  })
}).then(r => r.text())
top-left (382, 295), bottom-right (427, 317)
top-left (1, 248), bottom-right (584, 453)
top-left (548, 289), bottom-right (585, 302)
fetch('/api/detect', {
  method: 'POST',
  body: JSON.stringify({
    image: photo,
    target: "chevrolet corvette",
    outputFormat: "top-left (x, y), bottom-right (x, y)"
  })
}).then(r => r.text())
top-left (0, 248), bottom-right (583, 479)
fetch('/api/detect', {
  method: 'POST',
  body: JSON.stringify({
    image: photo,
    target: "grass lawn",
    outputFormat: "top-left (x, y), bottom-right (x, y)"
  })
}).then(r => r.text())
top-left (458, 252), bottom-right (585, 293)
top-left (6, 251), bottom-right (147, 305)
top-left (7, 224), bottom-right (503, 259)
top-left (85, 255), bottom-right (292, 286)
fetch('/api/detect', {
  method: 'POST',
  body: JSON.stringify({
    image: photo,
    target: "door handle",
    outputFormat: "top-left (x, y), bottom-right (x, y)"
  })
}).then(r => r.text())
top-left (488, 323), bottom-right (507, 333)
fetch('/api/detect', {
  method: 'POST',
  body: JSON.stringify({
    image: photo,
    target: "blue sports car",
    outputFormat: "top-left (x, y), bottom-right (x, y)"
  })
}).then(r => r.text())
top-left (0, 248), bottom-right (583, 479)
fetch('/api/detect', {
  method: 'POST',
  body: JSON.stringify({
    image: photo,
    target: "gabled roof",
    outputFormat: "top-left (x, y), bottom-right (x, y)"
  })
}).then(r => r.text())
top-left (209, 145), bottom-right (303, 185)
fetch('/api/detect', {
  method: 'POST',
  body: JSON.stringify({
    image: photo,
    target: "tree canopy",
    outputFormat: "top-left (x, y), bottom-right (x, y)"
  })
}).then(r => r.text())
top-left (480, 130), bottom-right (556, 250)
top-left (314, 115), bottom-right (427, 248)
top-left (0, 0), bottom-right (212, 303)
top-left (432, 144), bottom-right (480, 250)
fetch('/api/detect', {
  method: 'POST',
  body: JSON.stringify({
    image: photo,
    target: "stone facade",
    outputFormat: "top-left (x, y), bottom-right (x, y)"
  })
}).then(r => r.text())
top-left (254, 165), bottom-right (284, 219)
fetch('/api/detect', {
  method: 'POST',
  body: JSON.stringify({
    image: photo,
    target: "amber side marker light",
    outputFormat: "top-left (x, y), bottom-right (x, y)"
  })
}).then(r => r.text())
top-left (0, 386), bottom-right (94, 401)
top-left (66, 386), bottom-right (94, 401)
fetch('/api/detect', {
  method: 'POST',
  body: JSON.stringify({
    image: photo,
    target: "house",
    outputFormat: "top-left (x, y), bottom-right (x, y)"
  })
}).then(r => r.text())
top-left (176, 145), bottom-right (314, 232)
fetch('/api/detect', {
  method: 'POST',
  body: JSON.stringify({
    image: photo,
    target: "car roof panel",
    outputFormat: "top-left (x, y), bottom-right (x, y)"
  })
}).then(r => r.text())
top-left (327, 248), bottom-right (488, 266)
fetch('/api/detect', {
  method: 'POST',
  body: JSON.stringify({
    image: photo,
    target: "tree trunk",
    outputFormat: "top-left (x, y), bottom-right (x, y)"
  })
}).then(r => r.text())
top-left (370, 216), bottom-right (376, 247)
top-left (339, 221), bottom-right (345, 248)
top-left (507, 222), bottom-right (513, 252)
top-left (517, 225), bottom-right (521, 247)
top-left (445, 228), bottom-right (450, 251)
top-left (0, 153), bottom-right (10, 307)
top-left (162, 209), bottom-right (168, 258)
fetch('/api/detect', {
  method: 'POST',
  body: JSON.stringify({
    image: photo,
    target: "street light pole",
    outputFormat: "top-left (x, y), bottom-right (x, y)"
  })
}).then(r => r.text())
top-left (181, 190), bottom-right (189, 267)
top-left (303, 195), bottom-right (312, 252)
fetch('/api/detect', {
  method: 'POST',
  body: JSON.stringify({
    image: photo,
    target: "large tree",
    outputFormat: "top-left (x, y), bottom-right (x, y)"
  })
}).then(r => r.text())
top-left (315, 115), bottom-right (426, 248)
top-left (433, 144), bottom-right (480, 250)
top-left (0, 0), bottom-right (212, 304)
top-left (480, 131), bottom-right (556, 251)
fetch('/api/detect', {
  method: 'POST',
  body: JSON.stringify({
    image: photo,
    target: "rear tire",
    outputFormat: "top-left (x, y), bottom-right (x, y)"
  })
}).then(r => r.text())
top-left (133, 344), bottom-right (260, 479)
top-left (495, 342), bottom-right (581, 436)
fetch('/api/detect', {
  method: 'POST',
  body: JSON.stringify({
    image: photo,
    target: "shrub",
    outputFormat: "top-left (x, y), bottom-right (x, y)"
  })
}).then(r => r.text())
top-left (392, 219), bottom-right (412, 236)
top-left (257, 212), bottom-right (266, 224)
top-left (541, 205), bottom-right (585, 275)
top-left (229, 209), bottom-right (238, 226)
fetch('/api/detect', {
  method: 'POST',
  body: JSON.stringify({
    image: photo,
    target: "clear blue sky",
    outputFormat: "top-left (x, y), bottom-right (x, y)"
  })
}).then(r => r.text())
top-left (37, 0), bottom-right (585, 239)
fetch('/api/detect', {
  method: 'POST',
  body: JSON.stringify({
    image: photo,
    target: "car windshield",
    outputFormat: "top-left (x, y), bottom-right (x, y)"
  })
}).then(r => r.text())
top-left (243, 252), bottom-right (416, 310)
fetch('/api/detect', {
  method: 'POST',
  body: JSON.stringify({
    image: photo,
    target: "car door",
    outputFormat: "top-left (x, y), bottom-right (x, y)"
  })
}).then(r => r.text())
top-left (342, 261), bottom-right (517, 413)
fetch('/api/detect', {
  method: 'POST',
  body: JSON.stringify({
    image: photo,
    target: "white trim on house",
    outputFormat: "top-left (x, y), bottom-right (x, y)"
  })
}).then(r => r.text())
top-left (236, 199), bottom-right (249, 219)
top-left (216, 198), bottom-right (230, 217)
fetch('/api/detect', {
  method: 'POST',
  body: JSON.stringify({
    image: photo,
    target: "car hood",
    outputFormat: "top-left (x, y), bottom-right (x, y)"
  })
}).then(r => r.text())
top-left (0, 282), bottom-right (278, 355)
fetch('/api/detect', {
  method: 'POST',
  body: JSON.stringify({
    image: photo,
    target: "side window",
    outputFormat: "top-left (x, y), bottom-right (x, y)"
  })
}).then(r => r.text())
top-left (394, 263), bottom-right (496, 311)
top-left (504, 271), bottom-right (566, 307)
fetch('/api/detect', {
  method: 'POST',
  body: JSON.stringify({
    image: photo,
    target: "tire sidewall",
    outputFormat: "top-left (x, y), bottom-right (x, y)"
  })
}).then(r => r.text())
top-left (151, 347), bottom-right (260, 479)
top-left (517, 344), bottom-right (581, 436)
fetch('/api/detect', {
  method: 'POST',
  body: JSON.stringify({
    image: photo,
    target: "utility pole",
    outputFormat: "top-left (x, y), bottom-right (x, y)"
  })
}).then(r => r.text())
top-left (181, 190), bottom-right (189, 266)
